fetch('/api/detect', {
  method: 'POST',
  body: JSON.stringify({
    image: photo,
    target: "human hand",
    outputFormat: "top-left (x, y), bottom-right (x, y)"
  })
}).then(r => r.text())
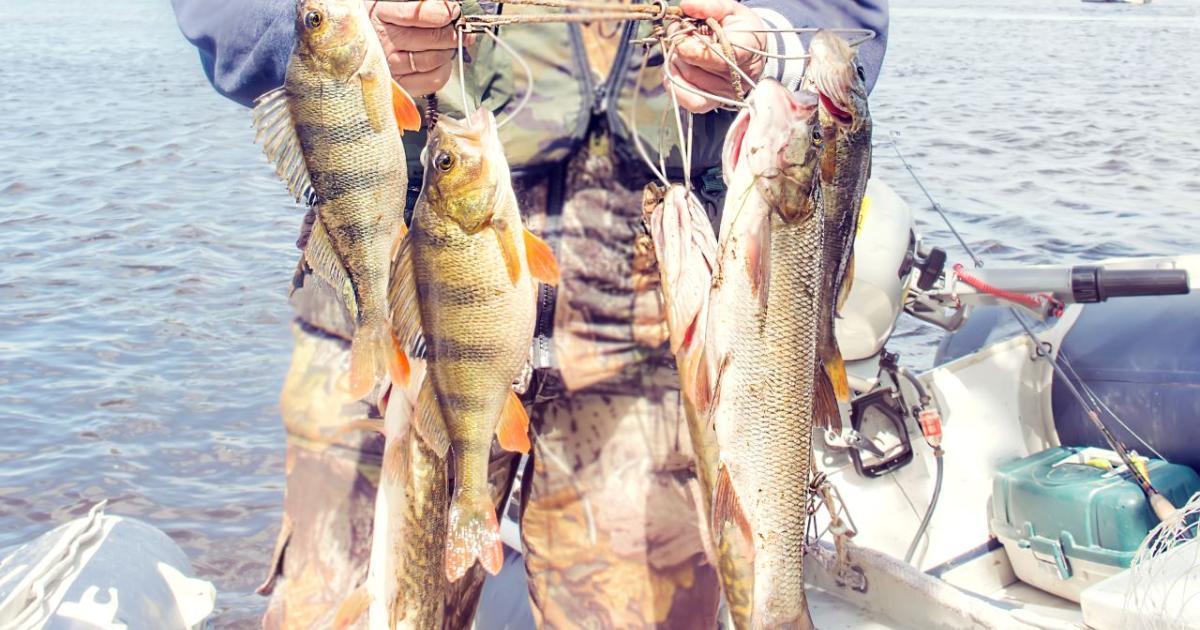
top-left (665, 0), bottom-right (767, 113)
top-left (367, 0), bottom-right (470, 96)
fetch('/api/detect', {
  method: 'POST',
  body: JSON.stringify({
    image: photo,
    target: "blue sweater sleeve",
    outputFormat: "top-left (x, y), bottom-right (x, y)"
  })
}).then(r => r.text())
top-left (745, 0), bottom-right (889, 94)
top-left (171, 0), bottom-right (297, 108)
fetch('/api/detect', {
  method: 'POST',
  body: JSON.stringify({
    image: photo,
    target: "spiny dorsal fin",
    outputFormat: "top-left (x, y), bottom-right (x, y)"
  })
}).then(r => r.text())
top-left (305, 218), bottom-right (358, 322)
top-left (388, 232), bottom-right (423, 355)
top-left (252, 87), bottom-right (315, 205)
top-left (415, 377), bottom-right (451, 458)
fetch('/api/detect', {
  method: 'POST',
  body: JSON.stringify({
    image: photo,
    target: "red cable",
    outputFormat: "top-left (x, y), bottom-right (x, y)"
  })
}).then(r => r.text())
top-left (953, 263), bottom-right (1061, 314)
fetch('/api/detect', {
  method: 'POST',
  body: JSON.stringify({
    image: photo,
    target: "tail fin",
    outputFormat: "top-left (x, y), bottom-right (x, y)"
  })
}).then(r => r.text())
top-left (823, 352), bottom-right (851, 403)
top-left (445, 490), bottom-right (503, 582)
top-left (348, 321), bottom-right (393, 400)
top-left (813, 363), bottom-right (842, 431)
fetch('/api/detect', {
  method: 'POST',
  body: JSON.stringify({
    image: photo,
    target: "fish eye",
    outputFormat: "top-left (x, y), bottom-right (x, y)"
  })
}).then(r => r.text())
top-left (435, 151), bottom-right (455, 172)
top-left (811, 129), bottom-right (823, 146)
top-left (855, 65), bottom-right (866, 82)
top-left (304, 10), bottom-right (323, 30)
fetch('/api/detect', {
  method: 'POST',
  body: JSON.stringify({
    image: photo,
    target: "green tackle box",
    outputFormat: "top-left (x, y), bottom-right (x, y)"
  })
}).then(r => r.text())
top-left (989, 446), bottom-right (1200, 602)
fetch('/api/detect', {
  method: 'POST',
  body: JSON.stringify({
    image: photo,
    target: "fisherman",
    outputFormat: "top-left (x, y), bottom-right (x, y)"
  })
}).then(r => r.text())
top-left (170, 0), bottom-right (888, 626)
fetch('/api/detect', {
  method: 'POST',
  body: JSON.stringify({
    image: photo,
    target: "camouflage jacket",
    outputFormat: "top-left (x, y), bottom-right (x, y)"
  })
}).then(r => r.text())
top-left (172, 0), bottom-right (889, 184)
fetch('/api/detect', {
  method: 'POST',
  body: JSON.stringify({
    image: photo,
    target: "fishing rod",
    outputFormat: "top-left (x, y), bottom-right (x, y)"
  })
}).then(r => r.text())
top-left (888, 135), bottom-right (1180, 522)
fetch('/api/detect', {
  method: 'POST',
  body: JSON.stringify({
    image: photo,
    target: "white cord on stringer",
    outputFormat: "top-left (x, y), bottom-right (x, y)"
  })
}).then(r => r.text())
top-left (482, 28), bottom-right (534, 129)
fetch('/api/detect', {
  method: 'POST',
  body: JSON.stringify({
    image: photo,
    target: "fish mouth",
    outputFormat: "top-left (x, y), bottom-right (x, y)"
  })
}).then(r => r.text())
top-left (722, 108), bottom-right (751, 182)
top-left (818, 91), bottom-right (853, 123)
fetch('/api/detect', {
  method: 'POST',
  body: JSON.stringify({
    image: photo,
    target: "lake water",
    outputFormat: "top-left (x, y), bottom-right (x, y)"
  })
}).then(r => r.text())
top-left (1, 0), bottom-right (1197, 626)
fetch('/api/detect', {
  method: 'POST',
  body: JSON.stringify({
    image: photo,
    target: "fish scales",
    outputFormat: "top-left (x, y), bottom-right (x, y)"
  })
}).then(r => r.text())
top-left (413, 209), bottom-right (534, 480)
top-left (704, 79), bottom-right (825, 630)
top-left (717, 217), bottom-right (822, 628)
top-left (289, 57), bottom-right (405, 322)
top-left (392, 108), bottom-right (559, 582)
top-left (388, 426), bottom-right (448, 628)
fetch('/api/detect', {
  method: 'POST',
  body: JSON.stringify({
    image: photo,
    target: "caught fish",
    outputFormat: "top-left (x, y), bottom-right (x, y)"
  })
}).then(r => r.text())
top-left (390, 107), bottom-right (560, 582)
top-left (362, 357), bottom-right (448, 630)
top-left (804, 29), bottom-right (874, 414)
top-left (252, 0), bottom-right (423, 400)
top-left (642, 182), bottom-right (721, 531)
top-left (698, 79), bottom-right (827, 630)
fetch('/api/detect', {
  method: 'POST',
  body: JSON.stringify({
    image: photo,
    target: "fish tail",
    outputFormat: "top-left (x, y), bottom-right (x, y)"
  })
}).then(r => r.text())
top-left (823, 351), bottom-right (851, 403)
top-left (348, 321), bottom-right (407, 399)
top-left (445, 488), bottom-right (503, 582)
top-left (813, 363), bottom-right (842, 432)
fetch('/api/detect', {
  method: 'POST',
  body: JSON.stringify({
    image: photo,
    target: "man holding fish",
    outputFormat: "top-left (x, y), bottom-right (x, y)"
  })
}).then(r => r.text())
top-left (171, 0), bottom-right (887, 627)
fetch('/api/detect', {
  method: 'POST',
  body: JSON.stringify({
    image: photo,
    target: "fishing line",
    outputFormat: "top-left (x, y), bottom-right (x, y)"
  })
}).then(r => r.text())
top-left (482, 27), bottom-right (534, 129)
top-left (1056, 346), bottom-right (1168, 461)
top-left (456, 27), bottom-right (470, 112)
top-left (897, 138), bottom-right (1176, 521)
top-left (629, 41), bottom-right (671, 188)
top-left (888, 131), bottom-right (983, 269)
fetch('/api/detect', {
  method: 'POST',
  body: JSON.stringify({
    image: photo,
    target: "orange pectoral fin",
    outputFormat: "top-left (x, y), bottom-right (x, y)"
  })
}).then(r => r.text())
top-left (493, 221), bottom-right (521, 285)
top-left (523, 229), bottom-right (561, 286)
top-left (496, 391), bottom-right (531, 453)
top-left (713, 463), bottom-right (752, 545)
top-left (386, 331), bottom-right (411, 387)
top-left (391, 80), bottom-right (422, 132)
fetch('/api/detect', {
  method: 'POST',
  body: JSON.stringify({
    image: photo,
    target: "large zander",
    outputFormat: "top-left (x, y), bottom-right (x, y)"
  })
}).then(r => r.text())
top-left (252, 0), bottom-right (422, 400)
top-left (390, 107), bottom-right (559, 582)
top-left (698, 79), bottom-right (829, 630)
top-left (805, 29), bottom-right (873, 411)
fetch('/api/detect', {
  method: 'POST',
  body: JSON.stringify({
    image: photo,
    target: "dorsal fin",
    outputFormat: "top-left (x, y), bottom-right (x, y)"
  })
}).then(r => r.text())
top-left (252, 87), bottom-right (315, 205)
top-left (415, 377), bottom-right (451, 458)
top-left (388, 232), bottom-right (423, 354)
top-left (305, 218), bottom-right (358, 322)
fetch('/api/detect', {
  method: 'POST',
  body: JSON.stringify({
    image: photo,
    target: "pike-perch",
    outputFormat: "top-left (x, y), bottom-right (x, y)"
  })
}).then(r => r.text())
top-left (698, 79), bottom-right (828, 630)
top-left (805, 29), bottom-right (874, 416)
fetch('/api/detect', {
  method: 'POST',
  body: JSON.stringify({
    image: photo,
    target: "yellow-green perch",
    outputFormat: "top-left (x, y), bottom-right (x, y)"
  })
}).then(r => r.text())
top-left (252, 0), bottom-right (422, 400)
top-left (390, 107), bottom-right (559, 582)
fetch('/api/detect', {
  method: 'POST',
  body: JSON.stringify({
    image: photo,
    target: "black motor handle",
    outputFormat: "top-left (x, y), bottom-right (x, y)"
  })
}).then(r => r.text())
top-left (1071, 266), bottom-right (1191, 303)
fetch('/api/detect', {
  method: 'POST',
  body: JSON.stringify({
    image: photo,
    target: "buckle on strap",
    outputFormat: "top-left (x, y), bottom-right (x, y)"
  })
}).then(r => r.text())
top-left (531, 283), bottom-right (557, 370)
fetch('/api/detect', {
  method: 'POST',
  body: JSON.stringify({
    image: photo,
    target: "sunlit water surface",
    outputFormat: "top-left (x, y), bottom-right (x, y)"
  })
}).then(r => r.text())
top-left (1, 0), bottom-right (1197, 625)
